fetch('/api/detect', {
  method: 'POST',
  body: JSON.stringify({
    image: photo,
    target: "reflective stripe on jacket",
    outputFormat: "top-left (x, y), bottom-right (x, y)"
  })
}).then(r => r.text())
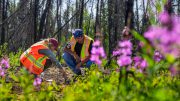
top-left (20, 40), bottom-right (49, 75)
top-left (70, 35), bottom-right (93, 61)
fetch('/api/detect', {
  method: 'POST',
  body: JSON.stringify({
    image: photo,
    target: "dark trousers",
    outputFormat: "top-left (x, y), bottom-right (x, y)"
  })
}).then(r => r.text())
top-left (62, 52), bottom-right (93, 75)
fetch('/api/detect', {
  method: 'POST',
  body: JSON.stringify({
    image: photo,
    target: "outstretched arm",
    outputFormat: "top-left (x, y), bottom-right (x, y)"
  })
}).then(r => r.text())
top-left (39, 49), bottom-right (68, 80)
top-left (39, 49), bottom-right (62, 68)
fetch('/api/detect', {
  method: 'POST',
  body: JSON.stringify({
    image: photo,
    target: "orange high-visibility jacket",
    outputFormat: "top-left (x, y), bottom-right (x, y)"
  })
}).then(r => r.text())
top-left (70, 35), bottom-right (93, 61)
top-left (20, 40), bottom-right (49, 75)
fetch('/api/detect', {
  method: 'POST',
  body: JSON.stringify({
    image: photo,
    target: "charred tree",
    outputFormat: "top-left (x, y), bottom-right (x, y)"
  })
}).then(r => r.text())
top-left (108, 0), bottom-right (115, 58)
top-left (79, 0), bottom-right (84, 29)
top-left (38, 0), bottom-right (52, 40)
top-left (33, 0), bottom-right (39, 42)
top-left (1, 0), bottom-right (6, 45)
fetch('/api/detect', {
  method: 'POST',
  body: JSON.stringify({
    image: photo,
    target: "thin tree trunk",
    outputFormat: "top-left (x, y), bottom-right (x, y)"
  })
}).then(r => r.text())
top-left (114, 0), bottom-right (125, 41)
top-left (0, 0), bottom-right (1, 12)
top-left (100, 0), bottom-right (103, 26)
top-left (178, 0), bottom-right (180, 15)
top-left (142, 0), bottom-right (145, 14)
top-left (0, 0), bottom-right (2, 44)
top-left (57, 0), bottom-right (62, 42)
top-left (38, 0), bottom-right (52, 40)
top-left (86, 0), bottom-right (94, 35)
top-left (164, 0), bottom-right (173, 14)
top-left (34, 0), bottom-right (39, 42)
top-left (27, 0), bottom-right (34, 47)
top-left (70, 7), bottom-right (74, 30)
top-left (100, 0), bottom-right (107, 51)
top-left (0, 0), bottom-right (1, 31)
top-left (125, 0), bottom-right (134, 29)
top-left (64, 0), bottom-right (70, 41)
top-left (95, 0), bottom-right (100, 34)
top-left (141, 0), bottom-right (149, 33)
top-left (0, 0), bottom-right (1, 18)
top-left (6, 0), bottom-right (9, 40)
top-left (100, 0), bottom-right (105, 32)
top-left (75, 0), bottom-right (79, 28)
top-left (13, 0), bottom-right (16, 11)
top-left (1, 0), bottom-right (6, 45)
top-left (44, 14), bottom-right (50, 38)
top-left (79, 0), bottom-right (84, 29)
top-left (135, 0), bottom-right (139, 32)
top-left (56, 0), bottom-right (62, 61)
top-left (108, 0), bottom-right (115, 58)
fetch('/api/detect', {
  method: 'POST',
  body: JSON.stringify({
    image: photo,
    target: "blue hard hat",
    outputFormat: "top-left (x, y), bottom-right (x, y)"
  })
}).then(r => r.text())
top-left (72, 29), bottom-right (83, 38)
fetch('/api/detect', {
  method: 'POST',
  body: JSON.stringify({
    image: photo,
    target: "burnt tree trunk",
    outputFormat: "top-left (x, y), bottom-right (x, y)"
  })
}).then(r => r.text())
top-left (38, 0), bottom-right (52, 40)
top-left (75, 0), bottom-right (79, 28)
top-left (86, 0), bottom-right (94, 35)
top-left (141, 0), bottom-right (149, 34)
top-left (1, 0), bottom-right (6, 45)
top-left (135, 0), bottom-right (139, 32)
top-left (100, 0), bottom-right (107, 51)
top-left (114, 0), bottom-right (125, 41)
top-left (57, 0), bottom-right (62, 42)
top-left (164, 0), bottom-right (173, 14)
top-left (108, 0), bottom-right (115, 58)
top-left (79, 0), bottom-right (84, 29)
top-left (95, 0), bottom-right (100, 34)
top-left (33, 0), bottom-right (39, 42)
top-left (178, 0), bottom-right (180, 15)
top-left (64, 0), bottom-right (70, 41)
top-left (125, 0), bottom-right (134, 29)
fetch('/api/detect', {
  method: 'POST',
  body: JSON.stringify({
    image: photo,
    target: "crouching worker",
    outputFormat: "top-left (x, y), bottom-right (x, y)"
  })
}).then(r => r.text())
top-left (63, 29), bottom-right (94, 75)
top-left (20, 38), bottom-right (67, 78)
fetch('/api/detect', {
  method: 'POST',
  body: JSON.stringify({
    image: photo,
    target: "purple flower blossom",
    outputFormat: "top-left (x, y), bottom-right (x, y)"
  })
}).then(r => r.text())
top-left (99, 47), bottom-right (106, 57)
top-left (117, 56), bottom-right (132, 67)
top-left (33, 77), bottom-right (42, 86)
top-left (140, 60), bottom-right (148, 69)
top-left (0, 67), bottom-right (5, 77)
top-left (169, 66), bottom-right (177, 76)
top-left (0, 58), bottom-right (10, 69)
top-left (153, 51), bottom-right (163, 62)
top-left (90, 54), bottom-right (101, 64)
top-left (144, 27), bottom-right (166, 41)
top-left (144, 11), bottom-right (180, 58)
top-left (90, 40), bottom-right (106, 65)
top-left (0, 70), bottom-right (5, 77)
top-left (133, 56), bottom-right (148, 73)
top-left (173, 20), bottom-right (180, 34)
top-left (113, 40), bottom-right (133, 67)
top-left (91, 47), bottom-right (99, 54)
top-left (133, 56), bottom-right (142, 67)
top-left (133, 56), bottom-right (142, 62)
top-left (113, 40), bottom-right (132, 57)
top-left (121, 48), bottom-right (132, 56)
top-left (118, 40), bottom-right (132, 49)
top-left (159, 11), bottom-right (171, 24)
top-left (112, 50), bottom-right (121, 56)
top-left (138, 42), bottom-right (144, 48)
top-left (92, 40), bottom-right (101, 47)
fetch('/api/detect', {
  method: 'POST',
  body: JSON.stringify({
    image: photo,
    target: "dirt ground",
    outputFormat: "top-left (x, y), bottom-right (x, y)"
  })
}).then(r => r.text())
top-left (6, 65), bottom-right (74, 93)
top-left (42, 65), bottom-right (74, 84)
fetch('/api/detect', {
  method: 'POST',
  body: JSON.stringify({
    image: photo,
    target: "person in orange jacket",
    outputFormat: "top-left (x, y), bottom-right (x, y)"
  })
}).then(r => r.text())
top-left (20, 38), bottom-right (67, 78)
